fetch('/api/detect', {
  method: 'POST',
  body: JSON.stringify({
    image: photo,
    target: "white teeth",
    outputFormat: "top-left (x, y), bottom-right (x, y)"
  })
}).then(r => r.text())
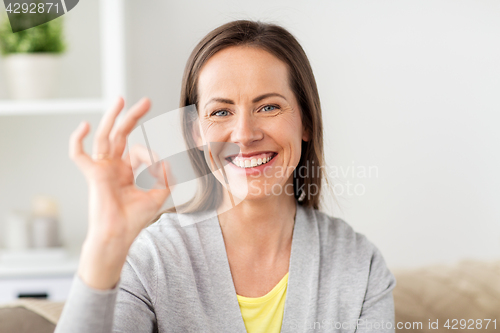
top-left (232, 155), bottom-right (274, 168)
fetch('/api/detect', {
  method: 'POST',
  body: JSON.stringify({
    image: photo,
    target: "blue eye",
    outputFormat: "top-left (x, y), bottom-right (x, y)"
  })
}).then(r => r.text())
top-left (262, 105), bottom-right (278, 112)
top-left (213, 110), bottom-right (229, 117)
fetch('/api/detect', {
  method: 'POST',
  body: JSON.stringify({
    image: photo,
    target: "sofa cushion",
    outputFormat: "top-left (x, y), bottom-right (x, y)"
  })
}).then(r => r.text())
top-left (393, 259), bottom-right (500, 332)
top-left (0, 299), bottom-right (64, 333)
top-left (0, 306), bottom-right (55, 333)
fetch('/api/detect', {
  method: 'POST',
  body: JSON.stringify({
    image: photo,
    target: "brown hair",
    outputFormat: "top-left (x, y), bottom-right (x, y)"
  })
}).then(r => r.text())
top-left (160, 19), bottom-right (326, 217)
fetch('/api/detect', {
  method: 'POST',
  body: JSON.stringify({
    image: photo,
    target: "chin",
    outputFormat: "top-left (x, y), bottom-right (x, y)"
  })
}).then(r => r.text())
top-left (240, 178), bottom-right (295, 201)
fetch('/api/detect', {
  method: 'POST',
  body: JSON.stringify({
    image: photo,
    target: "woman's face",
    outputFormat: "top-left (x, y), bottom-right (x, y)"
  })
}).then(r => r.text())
top-left (196, 45), bottom-right (308, 202)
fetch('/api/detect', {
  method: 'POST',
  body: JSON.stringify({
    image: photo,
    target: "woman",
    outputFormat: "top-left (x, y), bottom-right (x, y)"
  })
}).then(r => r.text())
top-left (55, 20), bottom-right (396, 333)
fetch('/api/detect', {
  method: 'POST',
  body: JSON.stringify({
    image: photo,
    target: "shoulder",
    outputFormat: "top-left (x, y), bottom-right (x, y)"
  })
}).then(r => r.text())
top-left (301, 206), bottom-right (376, 256)
top-left (302, 206), bottom-right (396, 294)
top-left (300, 206), bottom-right (394, 281)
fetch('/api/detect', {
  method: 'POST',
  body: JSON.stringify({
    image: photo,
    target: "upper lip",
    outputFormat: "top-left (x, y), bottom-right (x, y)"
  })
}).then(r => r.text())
top-left (225, 151), bottom-right (277, 159)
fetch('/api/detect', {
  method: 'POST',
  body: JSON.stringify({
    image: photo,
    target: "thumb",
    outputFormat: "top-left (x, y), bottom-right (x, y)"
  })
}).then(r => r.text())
top-left (147, 188), bottom-right (171, 208)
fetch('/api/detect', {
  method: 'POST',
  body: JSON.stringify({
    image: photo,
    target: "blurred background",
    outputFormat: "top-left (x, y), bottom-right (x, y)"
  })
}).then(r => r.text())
top-left (0, 0), bottom-right (499, 324)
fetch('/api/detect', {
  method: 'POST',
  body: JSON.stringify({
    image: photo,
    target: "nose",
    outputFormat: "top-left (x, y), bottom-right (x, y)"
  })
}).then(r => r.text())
top-left (231, 111), bottom-right (263, 146)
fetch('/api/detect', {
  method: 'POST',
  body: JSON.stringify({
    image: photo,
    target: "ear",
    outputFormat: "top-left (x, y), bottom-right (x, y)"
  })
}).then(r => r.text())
top-left (302, 126), bottom-right (310, 142)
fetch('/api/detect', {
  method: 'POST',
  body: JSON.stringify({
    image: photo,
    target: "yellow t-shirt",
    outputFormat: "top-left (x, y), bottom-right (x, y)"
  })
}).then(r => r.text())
top-left (236, 272), bottom-right (289, 333)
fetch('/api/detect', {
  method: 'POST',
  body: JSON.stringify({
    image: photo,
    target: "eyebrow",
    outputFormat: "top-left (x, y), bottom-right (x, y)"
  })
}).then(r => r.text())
top-left (204, 93), bottom-right (287, 109)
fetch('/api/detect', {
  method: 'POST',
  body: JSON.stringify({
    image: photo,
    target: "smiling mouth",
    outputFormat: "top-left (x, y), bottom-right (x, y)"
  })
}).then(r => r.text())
top-left (225, 152), bottom-right (277, 169)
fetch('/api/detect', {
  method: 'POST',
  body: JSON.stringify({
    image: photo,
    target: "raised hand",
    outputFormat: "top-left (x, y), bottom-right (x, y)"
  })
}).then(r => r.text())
top-left (69, 97), bottom-right (171, 290)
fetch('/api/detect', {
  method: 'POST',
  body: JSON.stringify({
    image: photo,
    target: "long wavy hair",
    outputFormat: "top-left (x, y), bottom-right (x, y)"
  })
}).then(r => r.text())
top-left (158, 19), bottom-right (326, 218)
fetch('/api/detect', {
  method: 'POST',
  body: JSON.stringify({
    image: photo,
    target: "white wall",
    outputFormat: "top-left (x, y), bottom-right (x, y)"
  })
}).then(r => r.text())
top-left (0, 0), bottom-right (102, 255)
top-left (1, 0), bottom-right (499, 270)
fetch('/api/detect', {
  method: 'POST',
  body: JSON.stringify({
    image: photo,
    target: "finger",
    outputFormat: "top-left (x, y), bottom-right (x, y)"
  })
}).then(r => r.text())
top-left (150, 163), bottom-right (169, 190)
top-left (124, 144), bottom-right (157, 170)
top-left (147, 187), bottom-right (171, 211)
top-left (110, 97), bottom-right (151, 158)
top-left (92, 96), bottom-right (125, 155)
top-left (69, 121), bottom-right (93, 171)
top-left (124, 145), bottom-right (166, 190)
top-left (153, 160), bottom-right (176, 190)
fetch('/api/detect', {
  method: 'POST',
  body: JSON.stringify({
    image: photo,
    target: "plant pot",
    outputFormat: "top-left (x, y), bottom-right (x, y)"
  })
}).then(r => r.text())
top-left (2, 53), bottom-right (62, 100)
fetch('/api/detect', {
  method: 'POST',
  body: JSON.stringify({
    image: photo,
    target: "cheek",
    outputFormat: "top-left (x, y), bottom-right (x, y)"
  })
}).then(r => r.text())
top-left (268, 116), bottom-right (303, 152)
top-left (200, 121), bottom-right (228, 143)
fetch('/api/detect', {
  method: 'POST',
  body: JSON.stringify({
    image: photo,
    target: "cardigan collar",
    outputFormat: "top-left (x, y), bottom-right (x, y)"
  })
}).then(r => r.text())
top-left (198, 202), bottom-right (320, 332)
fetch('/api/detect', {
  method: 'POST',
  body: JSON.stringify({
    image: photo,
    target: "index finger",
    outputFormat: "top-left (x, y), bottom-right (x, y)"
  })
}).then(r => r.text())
top-left (92, 96), bottom-right (125, 155)
top-left (110, 97), bottom-right (152, 158)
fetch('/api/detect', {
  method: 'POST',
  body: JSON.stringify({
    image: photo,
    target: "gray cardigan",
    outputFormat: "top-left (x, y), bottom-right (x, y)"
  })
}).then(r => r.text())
top-left (55, 204), bottom-right (396, 333)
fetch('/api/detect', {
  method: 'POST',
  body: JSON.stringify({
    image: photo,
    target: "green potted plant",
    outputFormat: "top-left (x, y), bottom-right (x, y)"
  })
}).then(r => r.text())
top-left (0, 13), bottom-right (66, 99)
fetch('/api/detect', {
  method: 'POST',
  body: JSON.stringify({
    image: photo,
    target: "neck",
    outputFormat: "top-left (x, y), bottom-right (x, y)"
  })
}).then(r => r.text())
top-left (217, 192), bottom-right (297, 265)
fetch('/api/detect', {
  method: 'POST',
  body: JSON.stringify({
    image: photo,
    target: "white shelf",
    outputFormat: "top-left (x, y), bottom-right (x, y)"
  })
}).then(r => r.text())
top-left (0, 98), bottom-right (104, 115)
top-left (0, 0), bottom-right (125, 116)
top-left (0, 248), bottom-right (79, 278)
top-left (0, 260), bottom-right (79, 278)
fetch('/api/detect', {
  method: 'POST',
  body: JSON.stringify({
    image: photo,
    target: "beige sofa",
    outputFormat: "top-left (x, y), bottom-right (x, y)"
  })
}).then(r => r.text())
top-left (392, 259), bottom-right (500, 332)
top-left (1, 259), bottom-right (499, 333)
